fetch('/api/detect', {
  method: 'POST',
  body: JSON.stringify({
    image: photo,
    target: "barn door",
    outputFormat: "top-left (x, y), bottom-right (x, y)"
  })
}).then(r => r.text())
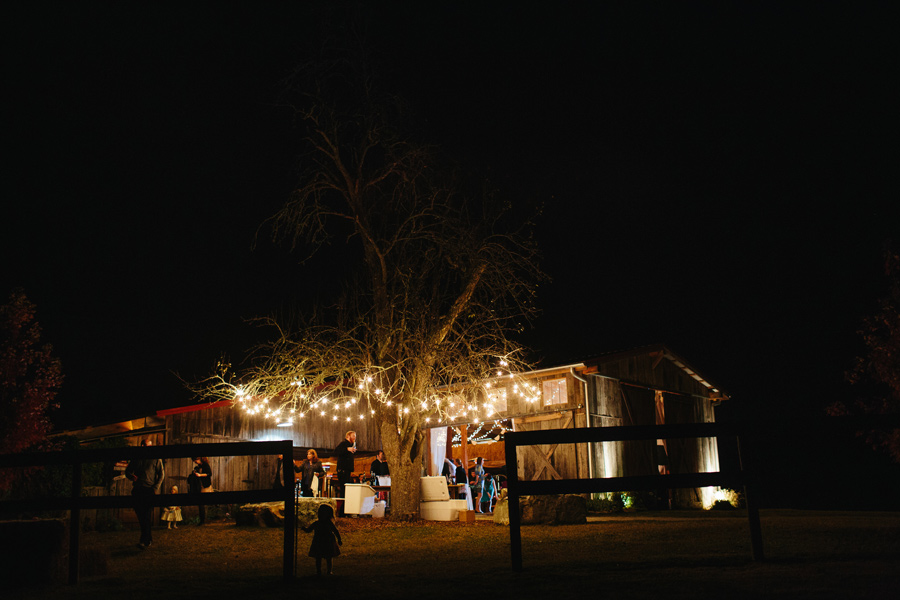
top-left (515, 412), bottom-right (575, 481)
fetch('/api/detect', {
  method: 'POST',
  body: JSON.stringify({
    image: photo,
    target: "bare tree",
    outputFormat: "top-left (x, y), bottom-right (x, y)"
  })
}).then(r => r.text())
top-left (199, 59), bottom-right (542, 519)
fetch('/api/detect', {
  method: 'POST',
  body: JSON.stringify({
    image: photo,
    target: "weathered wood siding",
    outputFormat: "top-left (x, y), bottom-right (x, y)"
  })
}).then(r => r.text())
top-left (167, 398), bottom-right (382, 451)
top-left (665, 393), bottom-right (719, 507)
top-left (586, 367), bottom-right (721, 508)
top-left (511, 371), bottom-right (589, 483)
top-left (591, 353), bottom-right (712, 398)
top-left (162, 398), bottom-right (384, 496)
top-left (591, 376), bottom-right (625, 478)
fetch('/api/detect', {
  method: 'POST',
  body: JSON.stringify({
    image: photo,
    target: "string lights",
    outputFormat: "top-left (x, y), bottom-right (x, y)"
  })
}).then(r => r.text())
top-left (228, 358), bottom-right (543, 432)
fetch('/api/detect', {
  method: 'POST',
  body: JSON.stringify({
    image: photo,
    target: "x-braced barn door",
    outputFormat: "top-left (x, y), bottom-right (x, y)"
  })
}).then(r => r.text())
top-left (517, 412), bottom-right (574, 481)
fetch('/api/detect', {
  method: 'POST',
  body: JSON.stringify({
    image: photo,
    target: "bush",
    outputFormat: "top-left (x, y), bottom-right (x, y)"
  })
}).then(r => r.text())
top-left (587, 494), bottom-right (624, 513)
top-left (622, 490), bottom-right (667, 511)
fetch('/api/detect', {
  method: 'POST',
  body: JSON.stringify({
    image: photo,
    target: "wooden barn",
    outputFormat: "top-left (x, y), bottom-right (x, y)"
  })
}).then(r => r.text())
top-left (59, 344), bottom-right (728, 519)
top-left (425, 345), bottom-right (729, 509)
top-left (56, 399), bottom-right (387, 526)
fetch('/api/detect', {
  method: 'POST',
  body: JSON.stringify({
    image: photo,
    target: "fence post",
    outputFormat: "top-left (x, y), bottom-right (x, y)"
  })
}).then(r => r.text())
top-left (282, 441), bottom-right (295, 581)
top-left (68, 453), bottom-right (82, 584)
top-left (504, 433), bottom-right (523, 572)
top-left (737, 433), bottom-right (764, 561)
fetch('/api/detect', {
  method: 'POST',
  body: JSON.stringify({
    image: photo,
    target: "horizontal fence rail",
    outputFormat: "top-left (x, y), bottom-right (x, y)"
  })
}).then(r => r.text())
top-left (503, 421), bottom-right (762, 571)
top-left (0, 440), bottom-right (296, 584)
top-left (502, 414), bottom-right (900, 571)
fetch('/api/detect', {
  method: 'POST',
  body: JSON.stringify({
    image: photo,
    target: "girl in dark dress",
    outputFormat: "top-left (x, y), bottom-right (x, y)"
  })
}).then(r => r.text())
top-left (302, 503), bottom-right (342, 575)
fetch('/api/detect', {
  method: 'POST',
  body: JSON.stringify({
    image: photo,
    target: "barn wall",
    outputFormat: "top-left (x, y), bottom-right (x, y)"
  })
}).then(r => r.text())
top-left (620, 385), bottom-right (657, 477)
top-left (511, 372), bottom-right (589, 482)
top-left (160, 398), bottom-right (385, 499)
top-left (665, 393), bottom-right (719, 508)
top-left (167, 398), bottom-right (382, 452)
top-left (591, 376), bottom-right (624, 478)
top-left (586, 373), bottom-right (722, 508)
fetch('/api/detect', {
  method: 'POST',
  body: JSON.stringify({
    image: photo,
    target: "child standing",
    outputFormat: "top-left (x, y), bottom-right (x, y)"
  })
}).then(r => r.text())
top-left (302, 503), bottom-right (342, 575)
top-left (161, 485), bottom-right (183, 529)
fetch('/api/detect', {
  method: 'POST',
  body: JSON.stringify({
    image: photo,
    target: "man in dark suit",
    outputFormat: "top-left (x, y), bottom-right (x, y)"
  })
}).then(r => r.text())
top-left (334, 431), bottom-right (357, 516)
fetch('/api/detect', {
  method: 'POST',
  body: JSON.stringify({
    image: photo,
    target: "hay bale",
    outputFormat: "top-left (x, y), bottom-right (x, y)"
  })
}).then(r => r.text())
top-left (236, 498), bottom-right (337, 528)
top-left (493, 493), bottom-right (587, 525)
top-left (236, 502), bottom-right (286, 527)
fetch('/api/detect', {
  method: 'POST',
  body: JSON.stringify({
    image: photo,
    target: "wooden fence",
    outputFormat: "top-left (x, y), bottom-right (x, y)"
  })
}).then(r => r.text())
top-left (503, 414), bottom-right (900, 571)
top-left (503, 421), bottom-right (762, 571)
top-left (0, 440), bottom-right (296, 584)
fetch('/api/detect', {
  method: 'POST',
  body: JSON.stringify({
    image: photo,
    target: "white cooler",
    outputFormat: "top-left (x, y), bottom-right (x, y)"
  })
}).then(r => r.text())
top-left (344, 483), bottom-right (378, 515)
top-left (419, 476), bottom-right (467, 521)
top-left (420, 499), bottom-right (467, 521)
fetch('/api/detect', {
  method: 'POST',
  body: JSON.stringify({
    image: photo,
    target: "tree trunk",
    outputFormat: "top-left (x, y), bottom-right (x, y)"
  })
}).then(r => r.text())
top-left (380, 420), bottom-right (424, 520)
top-left (388, 452), bottom-right (424, 520)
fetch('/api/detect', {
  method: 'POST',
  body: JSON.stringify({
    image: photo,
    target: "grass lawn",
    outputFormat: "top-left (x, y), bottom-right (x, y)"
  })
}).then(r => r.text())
top-left (10, 510), bottom-right (900, 600)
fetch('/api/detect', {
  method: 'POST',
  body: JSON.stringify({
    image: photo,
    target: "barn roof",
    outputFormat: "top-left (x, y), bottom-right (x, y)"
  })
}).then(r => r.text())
top-left (581, 343), bottom-right (729, 400)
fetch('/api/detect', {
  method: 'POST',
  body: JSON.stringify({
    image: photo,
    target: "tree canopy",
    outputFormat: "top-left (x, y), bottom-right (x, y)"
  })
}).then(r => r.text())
top-left (0, 289), bottom-right (63, 490)
top-left (200, 54), bottom-right (543, 518)
top-left (835, 243), bottom-right (900, 462)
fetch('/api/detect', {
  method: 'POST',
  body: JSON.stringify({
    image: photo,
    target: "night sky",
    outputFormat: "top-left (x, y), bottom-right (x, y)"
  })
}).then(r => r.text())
top-left (5, 4), bottom-right (899, 506)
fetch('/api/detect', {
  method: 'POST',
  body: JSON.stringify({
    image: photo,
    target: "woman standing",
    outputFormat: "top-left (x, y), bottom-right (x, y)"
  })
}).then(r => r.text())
top-left (300, 449), bottom-right (325, 497)
top-left (472, 457), bottom-right (485, 513)
top-left (480, 473), bottom-right (498, 514)
top-left (454, 459), bottom-right (471, 510)
top-left (188, 457), bottom-right (213, 524)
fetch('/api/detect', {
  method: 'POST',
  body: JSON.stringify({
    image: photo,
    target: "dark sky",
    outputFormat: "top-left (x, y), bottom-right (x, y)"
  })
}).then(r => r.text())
top-left (5, 0), bottom-right (898, 451)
